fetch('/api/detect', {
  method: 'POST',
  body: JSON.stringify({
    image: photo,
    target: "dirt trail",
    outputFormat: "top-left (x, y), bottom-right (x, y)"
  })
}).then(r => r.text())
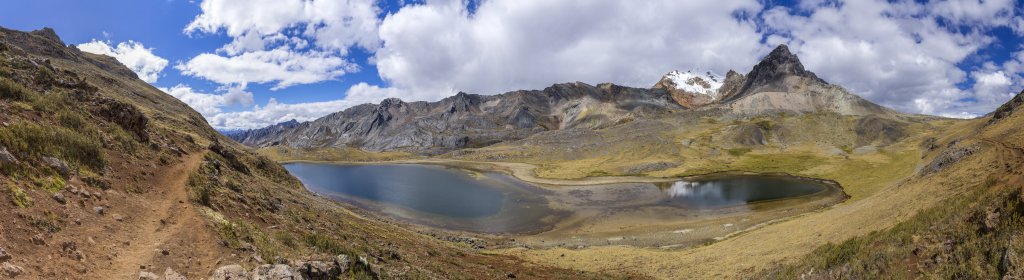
top-left (91, 152), bottom-right (227, 279)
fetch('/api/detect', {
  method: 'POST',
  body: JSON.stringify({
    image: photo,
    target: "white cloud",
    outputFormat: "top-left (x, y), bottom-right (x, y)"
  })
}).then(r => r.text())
top-left (180, 0), bottom-right (382, 90)
top-left (762, 0), bottom-right (1019, 117)
top-left (374, 0), bottom-right (766, 100)
top-left (78, 40), bottom-right (169, 83)
top-left (202, 82), bottom-right (404, 130)
top-left (930, 0), bottom-right (1016, 26)
top-left (185, 0), bottom-right (381, 52)
top-left (159, 84), bottom-right (255, 116)
top-left (176, 48), bottom-right (358, 90)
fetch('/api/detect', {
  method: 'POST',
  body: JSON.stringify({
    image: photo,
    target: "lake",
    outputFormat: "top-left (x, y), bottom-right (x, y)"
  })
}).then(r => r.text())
top-left (283, 163), bottom-right (838, 235)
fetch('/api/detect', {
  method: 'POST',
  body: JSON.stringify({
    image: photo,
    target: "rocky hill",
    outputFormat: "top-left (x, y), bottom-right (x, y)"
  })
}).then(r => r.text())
top-left (230, 82), bottom-right (683, 154)
top-left (231, 44), bottom-right (902, 155)
top-left (0, 26), bottom-right (606, 279)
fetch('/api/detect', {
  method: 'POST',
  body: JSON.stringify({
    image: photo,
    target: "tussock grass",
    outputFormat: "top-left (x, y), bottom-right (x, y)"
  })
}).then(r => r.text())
top-left (0, 76), bottom-right (32, 100)
top-left (760, 182), bottom-right (1024, 279)
top-left (0, 121), bottom-right (105, 170)
top-left (9, 185), bottom-right (31, 208)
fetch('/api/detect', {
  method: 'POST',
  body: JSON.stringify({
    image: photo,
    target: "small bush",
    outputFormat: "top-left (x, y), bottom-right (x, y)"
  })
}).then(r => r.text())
top-left (188, 172), bottom-right (214, 206)
top-left (35, 176), bottom-right (65, 193)
top-left (755, 120), bottom-right (774, 131)
top-left (303, 232), bottom-right (353, 256)
top-left (0, 76), bottom-right (33, 101)
top-left (727, 148), bottom-right (752, 156)
top-left (9, 186), bottom-right (32, 208)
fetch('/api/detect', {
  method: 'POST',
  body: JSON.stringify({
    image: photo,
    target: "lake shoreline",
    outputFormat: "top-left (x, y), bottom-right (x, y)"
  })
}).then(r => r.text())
top-left (278, 158), bottom-right (847, 193)
top-left (283, 160), bottom-right (850, 251)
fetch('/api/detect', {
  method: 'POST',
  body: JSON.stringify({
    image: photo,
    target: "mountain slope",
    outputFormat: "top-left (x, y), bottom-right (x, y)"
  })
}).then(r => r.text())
top-left (0, 26), bottom-right (607, 279)
top-left (759, 88), bottom-right (1024, 279)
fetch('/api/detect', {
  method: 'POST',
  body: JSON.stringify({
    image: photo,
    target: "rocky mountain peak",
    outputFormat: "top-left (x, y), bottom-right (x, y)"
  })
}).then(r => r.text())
top-left (653, 70), bottom-right (723, 96)
top-left (652, 70), bottom-right (725, 108)
top-left (747, 44), bottom-right (822, 85)
top-left (29, 27), bottom-right (64, 45)
top-left (379, 97), bottom-right (405, 108)
top-left (721, 44), bottom-right (827, 102)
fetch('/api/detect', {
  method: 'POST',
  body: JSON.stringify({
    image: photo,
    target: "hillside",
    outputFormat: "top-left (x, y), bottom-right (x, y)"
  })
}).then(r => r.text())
top-left (0, 27), bottom-right (609, 279)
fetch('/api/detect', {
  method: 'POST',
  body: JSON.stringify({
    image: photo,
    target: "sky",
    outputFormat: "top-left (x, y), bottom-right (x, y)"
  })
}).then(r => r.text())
top-left (1, 0), bottom-right (1022, 130)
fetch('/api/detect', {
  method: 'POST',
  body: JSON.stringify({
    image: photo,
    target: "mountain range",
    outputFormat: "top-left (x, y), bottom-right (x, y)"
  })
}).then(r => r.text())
top-left (228, 44), bottom-right (900, 154)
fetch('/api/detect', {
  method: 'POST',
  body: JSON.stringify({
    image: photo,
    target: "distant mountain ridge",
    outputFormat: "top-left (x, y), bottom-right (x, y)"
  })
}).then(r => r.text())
top-left (228, 44), bottom-right (900, 154)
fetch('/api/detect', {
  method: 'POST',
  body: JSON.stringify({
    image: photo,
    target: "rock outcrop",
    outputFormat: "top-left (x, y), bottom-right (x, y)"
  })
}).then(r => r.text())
top-left (988, 89), bottom-right (1024, 125)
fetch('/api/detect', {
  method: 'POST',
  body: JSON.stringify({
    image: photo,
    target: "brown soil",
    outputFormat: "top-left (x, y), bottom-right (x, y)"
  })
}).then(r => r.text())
top-left (91, 151), bottom-right (236, 279)
top-left (1, 152), bottom-right (238, 279)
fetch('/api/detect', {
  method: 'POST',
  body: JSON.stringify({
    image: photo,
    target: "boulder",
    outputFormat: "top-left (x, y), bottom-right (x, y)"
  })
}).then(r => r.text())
top-left (53, 192), bottom-right (66, 204)
top-left (164, 268), bottom-right (187, 280)
top-left (210, 264), bottom-right (249, 280)
top-left (251, 264), bottom-right (298, 279)
top-left (138, 271), bottom-right (159, 280)
top-left (42, 156), bottom-right (73, 178)
top-left (94, 206), bottom-right (105, 215)
top-left (2, 262), bottom-right (23, 277)
top-left (0, 146), bottom-right (17, 164)
top-left (0, 247), bottom-right (10, 262)
top-left (30, 234), bottom-right (45, 246)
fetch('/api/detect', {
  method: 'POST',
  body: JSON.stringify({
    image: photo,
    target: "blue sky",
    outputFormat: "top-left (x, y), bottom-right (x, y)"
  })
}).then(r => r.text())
top-left (1, 0), bottom-right (1022, 129)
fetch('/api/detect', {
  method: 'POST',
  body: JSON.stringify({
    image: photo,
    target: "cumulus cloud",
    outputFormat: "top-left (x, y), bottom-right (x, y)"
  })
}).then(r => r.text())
top-left (184, 0), bottom-right (380, 53)
top-left (176, 48), bottom-right (358, 90)
top-left (205, 82), bottom-right (404, 130)
top-left (762, 0), bottom-right (1018, 117)
top-left (78, 40), bottom-right (169, 83)
top-left (159, 84), bottom-right (255, 116)
top-left (180, 0), bottom-right (382, 90)
top-left (375, 0), bottom-right (765, 100)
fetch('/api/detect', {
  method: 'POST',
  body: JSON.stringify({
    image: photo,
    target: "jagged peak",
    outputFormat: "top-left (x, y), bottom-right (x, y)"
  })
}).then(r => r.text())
top-left (277, 119), bottom-right (299, 127)
top-left (750, 44), bottom-right (819, 81)
top-left (721, 44), bottom-right (826, 102)
top-left (29, 27), bottom-right (64, 45)
top-left (379, 97), bottom-right (405, 108)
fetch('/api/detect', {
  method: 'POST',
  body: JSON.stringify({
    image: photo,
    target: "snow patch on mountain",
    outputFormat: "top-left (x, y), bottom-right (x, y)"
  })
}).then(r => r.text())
top-left (665, 70), bottom-right (724, 97)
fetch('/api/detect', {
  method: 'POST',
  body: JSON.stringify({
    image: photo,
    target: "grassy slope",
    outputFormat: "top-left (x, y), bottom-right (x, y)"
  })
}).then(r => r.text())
top-left (0, 28), bottom-right (612, 279)
top-left (759, 108), bottom-right (1024, 279)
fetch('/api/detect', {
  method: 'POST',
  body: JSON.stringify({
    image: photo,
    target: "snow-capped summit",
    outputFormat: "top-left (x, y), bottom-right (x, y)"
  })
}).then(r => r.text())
top-left (662, 70), bottom-right (724, 97)
top-left (653, 70), bottom-right (725, 108)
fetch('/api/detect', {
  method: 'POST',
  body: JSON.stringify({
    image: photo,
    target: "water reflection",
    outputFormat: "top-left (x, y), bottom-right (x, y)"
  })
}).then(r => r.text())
top-left (283, 163), bottom-right (562, 233)
top-left (661, 176), bottom-right (826, 208)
